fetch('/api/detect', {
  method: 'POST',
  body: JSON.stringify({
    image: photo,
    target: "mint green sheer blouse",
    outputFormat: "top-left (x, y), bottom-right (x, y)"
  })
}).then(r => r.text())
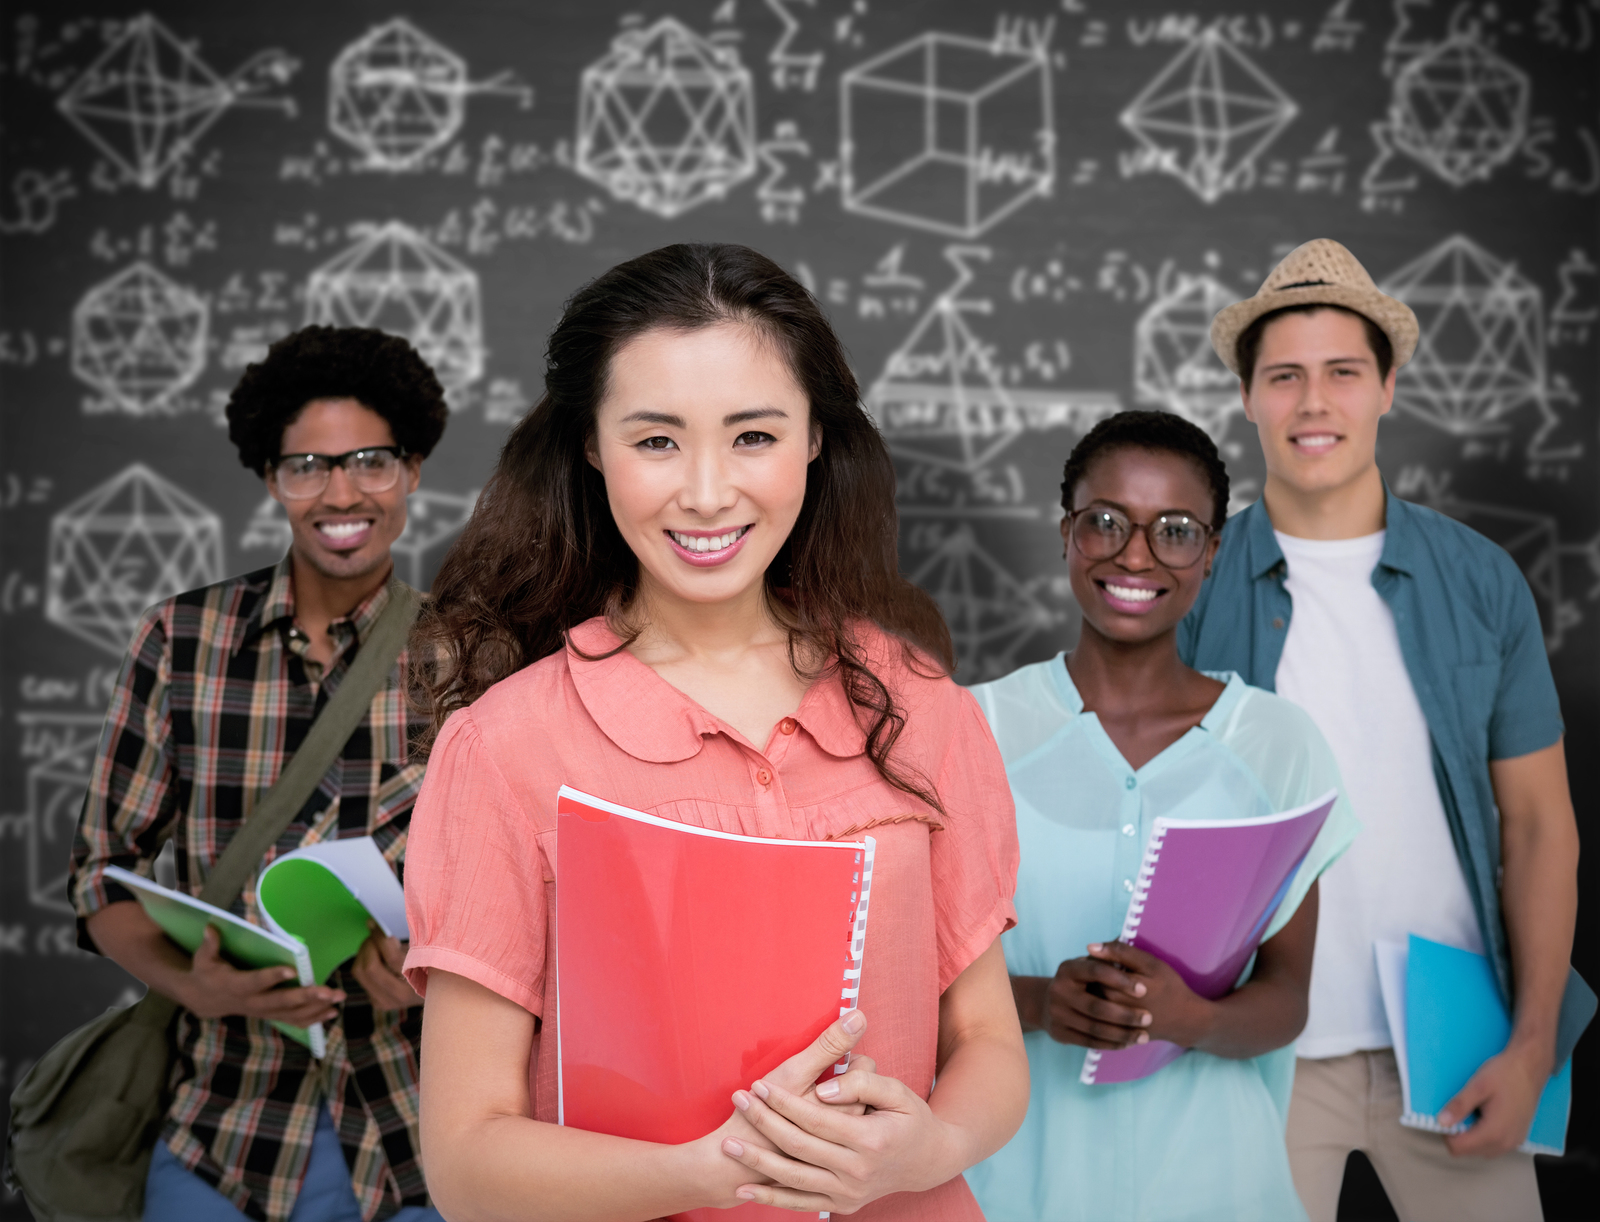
top-left (964, 659), bottom-right (1359, 1222)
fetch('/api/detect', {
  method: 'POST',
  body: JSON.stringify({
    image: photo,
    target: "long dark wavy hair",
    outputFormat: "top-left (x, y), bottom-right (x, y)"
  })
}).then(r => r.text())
top-left (413, 243), bottom-right (953, 811)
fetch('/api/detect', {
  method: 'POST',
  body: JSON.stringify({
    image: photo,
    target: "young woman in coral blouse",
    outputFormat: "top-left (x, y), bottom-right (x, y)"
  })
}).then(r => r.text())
top-left (401, 243), bottom-right (1027, 1221)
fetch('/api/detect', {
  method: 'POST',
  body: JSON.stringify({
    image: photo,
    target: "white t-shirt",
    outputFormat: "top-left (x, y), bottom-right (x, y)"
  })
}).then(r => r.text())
top-left (1273, 530), bottom-right (1483, 1059)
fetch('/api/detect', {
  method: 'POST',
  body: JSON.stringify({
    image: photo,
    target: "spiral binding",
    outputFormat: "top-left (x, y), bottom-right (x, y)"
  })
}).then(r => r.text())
top-left (835, 834), bottom-right (876, 1074)
top-left (1080, 820), bottom-right (1170, 1085)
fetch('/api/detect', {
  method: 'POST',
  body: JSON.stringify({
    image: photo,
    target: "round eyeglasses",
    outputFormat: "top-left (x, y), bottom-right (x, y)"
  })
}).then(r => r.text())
top-left (1065, 506), bottom-right (1214, 569)
top-left (269, 446), bottom-right (408, 500)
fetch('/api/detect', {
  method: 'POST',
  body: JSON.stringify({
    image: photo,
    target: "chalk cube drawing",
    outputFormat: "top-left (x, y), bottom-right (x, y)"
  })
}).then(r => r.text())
top-left (1133, 274), bottom-right (1242, 436)
top-left (304, 222), bottom-right (483, 398)
top-left (72, 261), bottom-right (209, 416)
top-left (576, 18), bottom-right (757, 218)
top-left (329, 19), bottom-right (468, 169)
top-left (47, 464), bottom-right (224, 657)
top-left (841, 32), bottom-right (1054, 238)
top-left (55, 13), bottom-right (294, 189)
top-left (1121, 30), bottom-right (1297, 204)
top-left (1389, 35), bottom-right (1529, 187)
top-left (1381, 234), bottom-right (1546, 436)
top-left (19, 717), bottom-right (103, 913)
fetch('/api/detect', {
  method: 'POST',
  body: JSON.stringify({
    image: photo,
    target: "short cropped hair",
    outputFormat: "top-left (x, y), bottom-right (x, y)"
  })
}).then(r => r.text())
top-left (1060, 410), bottom-right (1230, 529)
top-left (225, 325), bottom-right (449, 474)
top-left (1236, 304), bottom-right (1393, 391)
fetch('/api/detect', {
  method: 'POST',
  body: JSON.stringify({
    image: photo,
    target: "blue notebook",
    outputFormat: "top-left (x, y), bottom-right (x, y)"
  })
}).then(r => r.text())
top-left (1375, 935), bottom-right (1570, 1156)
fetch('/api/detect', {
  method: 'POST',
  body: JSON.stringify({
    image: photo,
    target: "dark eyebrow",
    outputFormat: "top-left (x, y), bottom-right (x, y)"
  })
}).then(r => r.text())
top-left (616, 410), bottom-right (686, 427)
top-left (724, 407), bottom-right (789, 426)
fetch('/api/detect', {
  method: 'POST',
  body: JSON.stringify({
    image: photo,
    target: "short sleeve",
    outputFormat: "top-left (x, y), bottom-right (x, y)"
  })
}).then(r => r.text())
top-left (1487, 561), bottom-right (1564, 760)
top-left (402, 708), bottom-right (548, 1014)
top-left (929, 688), bottom-right (1019, 992)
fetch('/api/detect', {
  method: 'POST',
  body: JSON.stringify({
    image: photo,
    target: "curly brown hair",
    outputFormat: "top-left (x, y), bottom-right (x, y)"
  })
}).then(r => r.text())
top-left (413, 243), bottom-right (953, 812)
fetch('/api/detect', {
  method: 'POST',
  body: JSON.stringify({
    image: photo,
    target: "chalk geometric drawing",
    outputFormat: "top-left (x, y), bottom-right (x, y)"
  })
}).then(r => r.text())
top-left (575, 18), bottom-right (757, 218)
top-left (1381, 235), bottom-right (1558, 444)
top-left (46, 464), bottom-right (224, 657)
top-left (391, 490), bottom-right (479, 586)
top-left (868, 247), bottom-right (1118, 472)
top-left (71, 261), bottom-right (209, 416)
top-left (241, 489), bottom-right (478, 588)
top-left (841, 31), bottom-right (1054, 238)
top-left (56, 13), bottom-right (296, 189)
top-left (1121, 30), bottom-right (1298, 203)
top-left (304, 222), bottom-right (483, 398)
top-left (1388, 34), bottom-right (1529, 187)
top-left (11, 714), bottom-right (104, 913)
top-left (1132, 273), bottom-right (1243, 436)
top-left (328, 18), bottom-right (532, 171)
top-left (909, 525), bottom-right (1063, 682)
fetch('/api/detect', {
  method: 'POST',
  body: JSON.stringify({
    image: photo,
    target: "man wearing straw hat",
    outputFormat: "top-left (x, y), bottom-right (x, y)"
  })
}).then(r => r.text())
top-left (1178, 239), bottom-right (1591, 1220)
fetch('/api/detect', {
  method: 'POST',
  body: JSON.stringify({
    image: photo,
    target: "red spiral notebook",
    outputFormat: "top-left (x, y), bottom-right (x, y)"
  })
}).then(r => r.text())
top-left (555, 786), bottom-right (875, 1222)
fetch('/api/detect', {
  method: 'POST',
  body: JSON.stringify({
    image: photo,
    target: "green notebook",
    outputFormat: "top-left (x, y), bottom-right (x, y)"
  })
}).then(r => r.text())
top-left (105, 864), bottom-right (325, 1055)
top-left (106, 838), bottom-right (407, 1056)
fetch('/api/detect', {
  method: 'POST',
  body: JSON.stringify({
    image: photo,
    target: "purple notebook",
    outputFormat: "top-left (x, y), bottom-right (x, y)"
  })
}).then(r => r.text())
top-left (1080, 789), bottom-right (1338, 1085)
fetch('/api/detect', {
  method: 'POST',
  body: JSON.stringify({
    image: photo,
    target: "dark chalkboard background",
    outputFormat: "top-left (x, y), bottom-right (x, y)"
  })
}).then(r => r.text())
top-left (2, 1), bottom-right (1596, 1216)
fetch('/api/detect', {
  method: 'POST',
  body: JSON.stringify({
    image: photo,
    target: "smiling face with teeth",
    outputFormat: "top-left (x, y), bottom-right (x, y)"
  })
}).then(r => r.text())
top-left (1063, 446), bottom-right (1221, 648)
top-left (587, 321), bottom-right (818, 617)
top-left (268, 397), bottom-right (421, 587)
top-left (1241, 309), bottom-right (1396, 527)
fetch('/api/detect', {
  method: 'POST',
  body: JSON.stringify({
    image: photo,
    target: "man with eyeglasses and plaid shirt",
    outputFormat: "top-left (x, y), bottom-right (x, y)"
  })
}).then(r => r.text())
top-left (68, 326), bottom-right (450, 1221)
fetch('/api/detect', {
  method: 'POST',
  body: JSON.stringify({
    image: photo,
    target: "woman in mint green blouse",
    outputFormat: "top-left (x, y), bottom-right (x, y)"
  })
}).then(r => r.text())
top-left (965, 411), bottom-right (1358, 1222)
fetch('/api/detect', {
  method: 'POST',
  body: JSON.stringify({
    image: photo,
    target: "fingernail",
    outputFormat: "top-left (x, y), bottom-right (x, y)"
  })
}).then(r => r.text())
top-left (1136, 1032), bottom-right (1149, 1044)
top-left (722, 1138), bottom-right (745, 1157)
top-left (842, 1009), bottom-right (865, 1034)
top-left (735, 1189), bottom-right (756, 1201)
top-left (1140, 1013), bottom-right (1152, 1026)
top-left (751, 1081), bottom-right (770, 1101)
top-left (1133, 983), bottom-right (1147, 997)
top-left (732, 1090), bottom-right (751, 1111)
top-left (1088, 943), bottom-right (1103, 953)
top-left (817, 1080), bottom-right (841, 1100)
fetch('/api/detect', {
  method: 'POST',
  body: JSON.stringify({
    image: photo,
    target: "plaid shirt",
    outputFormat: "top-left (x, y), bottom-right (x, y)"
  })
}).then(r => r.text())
top-left (68, 557), bottom-right (430, 1222)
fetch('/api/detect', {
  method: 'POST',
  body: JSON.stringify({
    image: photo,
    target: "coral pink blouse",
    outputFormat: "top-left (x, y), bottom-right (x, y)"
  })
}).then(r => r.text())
top-left (403, 618), bottom-right (1018, 1220)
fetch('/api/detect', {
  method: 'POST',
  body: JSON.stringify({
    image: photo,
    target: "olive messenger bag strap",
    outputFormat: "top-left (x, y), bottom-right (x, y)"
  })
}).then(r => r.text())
top-left (4, 579), bottom-right (422, 1222)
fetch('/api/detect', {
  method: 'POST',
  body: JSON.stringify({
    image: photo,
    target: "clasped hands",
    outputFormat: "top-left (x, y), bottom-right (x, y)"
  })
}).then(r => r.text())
top-left (1026, 940), bottom-right (1213, 1050)
top-left (697, 1009), bottom-right (958, 1215)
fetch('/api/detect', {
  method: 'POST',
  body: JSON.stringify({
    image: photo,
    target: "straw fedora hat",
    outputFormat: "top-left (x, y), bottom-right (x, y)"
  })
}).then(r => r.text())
top-left (1209, 239), bottom-right (1419, 376)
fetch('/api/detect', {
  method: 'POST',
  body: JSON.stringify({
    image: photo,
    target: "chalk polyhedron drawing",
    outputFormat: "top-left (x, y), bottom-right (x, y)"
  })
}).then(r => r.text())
top-left (840, 31), bottom-right (1054, 238)
top-left (909, 525), bottom-right (1063, 683)
top-left (72, 261), bottom-right (210, 415)
top-left (12, 715), bottom-right (104, 914)
top-left (870, 247), bottom-right (1119, 471)
top-left (1388, 34), bottom-right (1529, 187)
top-left (1132, 273), bottom-right (1242, 436)
top-left (56, 13), bottom-right (295, 188)
top-left (1120, 30), bottom-right (1297, 204)
top-left (327, 18), bottom-right (532, 171)
top-left (46, 464), bottom-right (224, 657)
top-left (304, 222), bottom-right (483, 398)
top-left (575, 18), bottom-right (757, 218)
top-left (1381, 234), bottom-right (1552, 438)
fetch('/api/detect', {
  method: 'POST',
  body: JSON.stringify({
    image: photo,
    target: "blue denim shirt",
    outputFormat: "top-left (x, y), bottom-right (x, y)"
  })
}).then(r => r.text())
top-left (1178, 488), bottom-right (1594, 1066)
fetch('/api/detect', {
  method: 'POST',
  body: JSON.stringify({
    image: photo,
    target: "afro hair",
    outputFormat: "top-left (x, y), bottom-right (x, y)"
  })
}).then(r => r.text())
top-left (225, 325), bottom-right (449, 474)
top-left (1060, 410), bottom-right (1231, 530)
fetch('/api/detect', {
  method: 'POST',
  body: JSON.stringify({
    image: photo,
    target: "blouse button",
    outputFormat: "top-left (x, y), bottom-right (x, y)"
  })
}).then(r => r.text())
top-left (1122, 823), bottom-right (1136, 836)
top-left (1273, 617), bottom-right (1285, 630)
top-left (779, 717), bottom-right (797, 735)
top-left (756, 768), bottom-right (773, 786)
top-left (1123, 879), bottom-right (1135, 892)
top-left (1124, 776), bottom-right (1136, 790)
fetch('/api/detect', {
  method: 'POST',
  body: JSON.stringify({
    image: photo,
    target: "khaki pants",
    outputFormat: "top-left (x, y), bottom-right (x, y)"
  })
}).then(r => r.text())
top-left (1287, 1051), bottom-right (1541, 1222)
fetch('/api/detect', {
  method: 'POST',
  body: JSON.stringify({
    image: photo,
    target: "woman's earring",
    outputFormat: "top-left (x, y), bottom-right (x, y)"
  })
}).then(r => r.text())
top-left (1204, 566), bottom-right (1212, 577)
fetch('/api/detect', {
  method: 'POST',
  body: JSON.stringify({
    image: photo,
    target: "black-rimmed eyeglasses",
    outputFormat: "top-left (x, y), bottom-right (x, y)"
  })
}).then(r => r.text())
top-left (269, 447), bottom-right (408, 500)
top-left (1065, 506), bottom-right (1215, 569)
